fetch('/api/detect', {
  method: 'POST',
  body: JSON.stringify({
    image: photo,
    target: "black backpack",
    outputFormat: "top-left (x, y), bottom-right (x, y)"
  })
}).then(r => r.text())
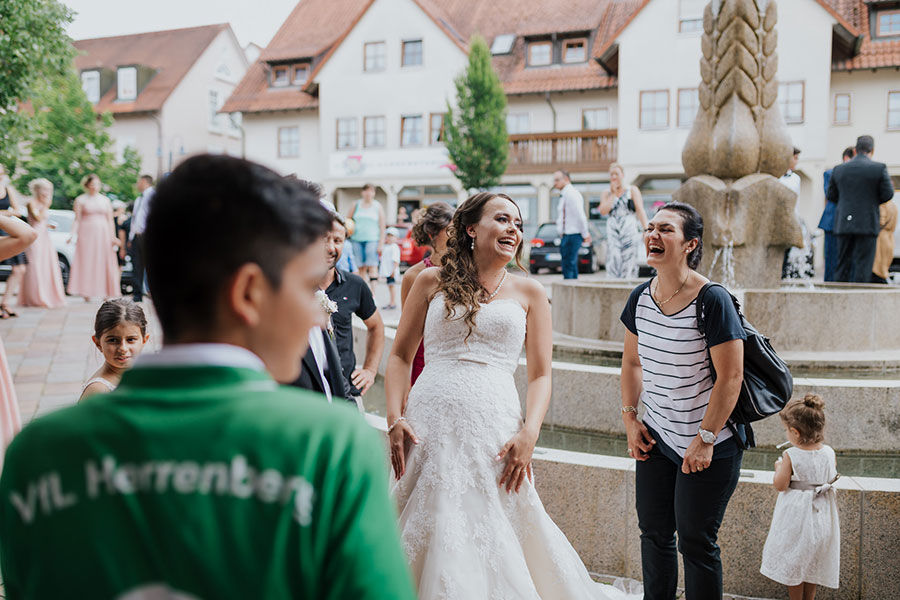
top-left (695, 283), bottom-right (793, 449)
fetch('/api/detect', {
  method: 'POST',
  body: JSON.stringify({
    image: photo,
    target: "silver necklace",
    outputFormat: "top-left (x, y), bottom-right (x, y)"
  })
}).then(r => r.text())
top-left (485, 270), bottom-right (507, 302)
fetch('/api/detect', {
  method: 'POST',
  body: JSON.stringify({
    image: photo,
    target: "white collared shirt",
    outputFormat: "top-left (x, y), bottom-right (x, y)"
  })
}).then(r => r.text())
top-left (130, 187), bottom-right (155, 240)
top-left (555, 183), bottom-right (590, 237)
top-left (135, 343), bottom-right (266, 371)
top-left (307, 328), bottom-right (332, 403)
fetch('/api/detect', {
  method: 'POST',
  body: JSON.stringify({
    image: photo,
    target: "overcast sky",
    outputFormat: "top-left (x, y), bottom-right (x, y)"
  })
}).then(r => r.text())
top-left (64, 0), bottom-right (299, 47)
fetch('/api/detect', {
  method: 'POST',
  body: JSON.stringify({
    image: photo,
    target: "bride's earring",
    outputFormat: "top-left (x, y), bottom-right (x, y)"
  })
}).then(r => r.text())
top-left (470, 237), bottom-right (475, 251)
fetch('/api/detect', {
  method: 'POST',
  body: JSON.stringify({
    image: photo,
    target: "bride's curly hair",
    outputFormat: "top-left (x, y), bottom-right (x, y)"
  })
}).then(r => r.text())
top-left (438, 192), bottom-right (525, 341)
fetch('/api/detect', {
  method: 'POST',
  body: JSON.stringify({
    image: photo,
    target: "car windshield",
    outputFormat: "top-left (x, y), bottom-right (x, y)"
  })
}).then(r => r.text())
top-left (536, 224), bottom-right (559, 239)
top-left (47, 211), bottom-right (74, 233)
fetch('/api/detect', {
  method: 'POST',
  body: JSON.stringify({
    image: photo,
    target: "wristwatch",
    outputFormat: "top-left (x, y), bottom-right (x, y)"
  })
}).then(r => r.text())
top-left (698, 427), bottom-right (717, 445)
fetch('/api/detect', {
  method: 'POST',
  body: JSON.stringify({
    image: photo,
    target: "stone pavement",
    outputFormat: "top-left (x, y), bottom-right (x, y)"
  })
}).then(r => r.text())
top-left (0, 297), bottom-right (162, 425)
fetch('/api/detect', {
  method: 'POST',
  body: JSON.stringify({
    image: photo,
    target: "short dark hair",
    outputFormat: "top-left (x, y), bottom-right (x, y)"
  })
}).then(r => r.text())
top-left (856, 135), bottom-right (874, 154)
top-left (362, 183), bottom-right (375, 192)
top-left (412, 202), bottom-right (454, 246)
top-left (792, 147), bottom-right (801, 156)
top-left (659, 201), bottom-right (704, 270)
top-left (144, 154), bottom-right (332, 341)
top-left (94, 298), bottom-right (147, 338)
top-left (140, 174), bottom-right (154, 185)
top-left (842, 146), bottom-right (855, 160)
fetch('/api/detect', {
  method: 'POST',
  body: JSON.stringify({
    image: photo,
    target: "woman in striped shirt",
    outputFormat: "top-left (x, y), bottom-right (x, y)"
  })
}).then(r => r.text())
top-left (620, 202), bottom-right (746, 600)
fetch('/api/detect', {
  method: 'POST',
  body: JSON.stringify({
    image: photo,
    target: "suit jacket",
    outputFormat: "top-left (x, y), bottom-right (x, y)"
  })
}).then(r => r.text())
top-left (291, 329), bottom-right (355, 403)
top-left (826, 154), bottom-right (895, 235)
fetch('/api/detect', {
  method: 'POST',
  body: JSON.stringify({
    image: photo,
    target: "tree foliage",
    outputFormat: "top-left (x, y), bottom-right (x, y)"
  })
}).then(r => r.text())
top-left (0, 0), bottom-right (75, 170)
top-left (444, 35), bottom-right (509, 191)
top-left (19, 71), bottom-right (141, 208)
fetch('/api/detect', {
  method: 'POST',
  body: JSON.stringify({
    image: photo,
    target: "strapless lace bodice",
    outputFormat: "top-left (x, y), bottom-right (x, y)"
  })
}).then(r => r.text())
top-left (423, 293), bottom-right (525, 373)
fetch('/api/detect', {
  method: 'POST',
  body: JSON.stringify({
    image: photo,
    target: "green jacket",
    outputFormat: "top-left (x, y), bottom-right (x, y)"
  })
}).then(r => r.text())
top-left (0, 363), bottom-right (414, 600)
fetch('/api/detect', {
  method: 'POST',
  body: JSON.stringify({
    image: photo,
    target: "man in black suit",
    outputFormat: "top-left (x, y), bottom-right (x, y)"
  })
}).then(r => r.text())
top-left (826, 135), bottom-right (895, 282)
top-left (293, 326), bottom-right (356, 404)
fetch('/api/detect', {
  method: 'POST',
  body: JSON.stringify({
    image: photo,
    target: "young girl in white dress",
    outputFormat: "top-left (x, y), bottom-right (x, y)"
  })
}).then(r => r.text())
top-left (761, 394), bottom-right (840, 599)
top-left (79, 298), bottom-right (149, 401)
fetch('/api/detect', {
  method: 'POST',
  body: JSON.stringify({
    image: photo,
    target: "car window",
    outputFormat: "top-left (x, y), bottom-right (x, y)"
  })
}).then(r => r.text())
top-left (536, 224), bottom-right (559, 239)
top-left (47, 211), bottom-right (73, 234)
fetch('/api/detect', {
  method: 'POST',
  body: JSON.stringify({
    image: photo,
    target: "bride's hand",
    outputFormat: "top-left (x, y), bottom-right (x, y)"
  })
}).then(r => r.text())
top-left (496, 428), bottom-right (538, 494)
top-left (389, 420), bottom-right (419, 480)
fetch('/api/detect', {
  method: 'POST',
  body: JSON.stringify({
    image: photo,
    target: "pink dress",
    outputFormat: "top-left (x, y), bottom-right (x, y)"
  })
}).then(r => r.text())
top-left (0, 335), bottom-right (21, 469)
top-left (410, 256), bottom-right (434, 385)
top-left (19, 214), bottom-right (66, 308)
top-left (67, 194), bottom-right (120, 298)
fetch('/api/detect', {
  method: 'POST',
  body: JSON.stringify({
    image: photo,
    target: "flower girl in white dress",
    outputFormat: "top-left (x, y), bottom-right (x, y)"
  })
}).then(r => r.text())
top-left (761, 394), bottom-right (840, 599)
top-left (384, 192), bottom-right (638, 599)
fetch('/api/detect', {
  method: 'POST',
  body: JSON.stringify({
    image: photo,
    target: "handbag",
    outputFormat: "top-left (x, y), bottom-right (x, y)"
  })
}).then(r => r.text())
top-left (695, 283), bottom-right (793, 449)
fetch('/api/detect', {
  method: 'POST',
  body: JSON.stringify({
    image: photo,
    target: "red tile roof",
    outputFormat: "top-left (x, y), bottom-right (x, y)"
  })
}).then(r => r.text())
top-left (74, 24), bottom-right (230, 114)
top-left (827, 0), bottom-right (900, 70)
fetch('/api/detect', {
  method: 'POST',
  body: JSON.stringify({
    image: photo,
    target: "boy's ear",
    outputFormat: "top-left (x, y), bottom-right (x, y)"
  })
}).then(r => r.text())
top-left (226, 263), bottom-right (269, 328)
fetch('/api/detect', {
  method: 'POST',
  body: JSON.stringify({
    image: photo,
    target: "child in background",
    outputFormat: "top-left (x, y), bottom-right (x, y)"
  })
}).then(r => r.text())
top-left (761, 394), bottom-right (840, 599)
top-left (379, 227), bottom-right (400, 310)
top-left (79, 298), bottom-right (149, 401)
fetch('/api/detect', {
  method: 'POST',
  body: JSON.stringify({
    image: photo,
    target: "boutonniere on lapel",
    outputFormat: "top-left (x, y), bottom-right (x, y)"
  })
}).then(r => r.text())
top-left (316, 290), bottom-right (339, 340)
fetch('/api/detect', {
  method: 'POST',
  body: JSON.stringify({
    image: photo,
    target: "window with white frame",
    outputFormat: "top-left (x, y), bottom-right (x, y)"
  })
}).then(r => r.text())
top-left (877, 10), bottom-right (900, 37)
top-left (430, 113), bottom-right (446, 144)
top-left (582, 108), bottom-right (610, 130)
top-left (562, 39), bottom-right (587, 63)
top-left (336, 118), bottom-right (358, 149)
top-left (401, 115), bottom-right (424, 146)
top-left (208, 90), bottom-right (223, 131)
top-left (640, 90), bottom-right (669, 129)
top-left (833, 93), bottom-right (851, 125)
top-left (527, 41), bottom-right (552, 66)
top-left (679, 0), bottom-right (705, 32)
top-left (677, 88), bottom-right (699, 128)
top-left (81, 70), bottom-right (100, 103)
top-left (117, 67), bottom-right (137, 101)
top-left (228, 112), bottom-right (242, 136)
top-left (364, 116), bottom-right (386, 147)
top-left (402, 40), bottom-right (423, 67)
top-left (364, 42), bottom-right (386, 72)
top-left (278, 126), bottom-right (300, 158)
top-left (292, 64), bottom-right (309, 85)
top-left (506, 113), bottom-right (530, 134)
top-left (888, 92), bottom-right (900, 130)
top-left (272, 65), bottom-right (290, 87)
top-left (778, 81), bottom-right (804, 123)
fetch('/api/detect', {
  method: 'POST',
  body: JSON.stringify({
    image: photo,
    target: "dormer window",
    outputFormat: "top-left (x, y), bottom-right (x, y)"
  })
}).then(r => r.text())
top-left (272, 66), bottom-right (290, 87)
top-left (562, 39), bottom-right (587, 63)
top-left (81, 70), bottom-right (100, 103)
top-left (679, 0), bottom-right (705, 33)
top-left (491, 34), bottom-right (515, 55)
top-left (117, 66), bottom-right (137, 101)
top-left (877, 10), bottom-right (900, 37)
top-left (292, 64), bottom-right (309, 85)
top-left (528, 41), bottom-right (552, 67)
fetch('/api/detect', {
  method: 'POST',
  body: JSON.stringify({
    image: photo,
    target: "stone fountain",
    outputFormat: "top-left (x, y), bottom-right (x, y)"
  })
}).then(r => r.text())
top-left (677, 0), bottom-right (802, 289)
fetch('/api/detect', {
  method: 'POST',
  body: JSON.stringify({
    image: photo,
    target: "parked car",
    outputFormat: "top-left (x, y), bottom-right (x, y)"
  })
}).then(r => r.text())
top-left (0, 209), bottom-right (133, 296)
top-left (391, 222), bottom-right (429, 268)
top-left (528, 222), bottom-right (606, 275)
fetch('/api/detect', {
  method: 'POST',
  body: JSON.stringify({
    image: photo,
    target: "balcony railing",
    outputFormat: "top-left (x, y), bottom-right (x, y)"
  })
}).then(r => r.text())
top-left (506, 129), bottom-right (617, 174)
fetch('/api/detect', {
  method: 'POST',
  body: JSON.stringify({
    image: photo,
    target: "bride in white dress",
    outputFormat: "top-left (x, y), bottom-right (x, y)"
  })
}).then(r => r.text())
top-left (385, 192), bottom-right (636, 599)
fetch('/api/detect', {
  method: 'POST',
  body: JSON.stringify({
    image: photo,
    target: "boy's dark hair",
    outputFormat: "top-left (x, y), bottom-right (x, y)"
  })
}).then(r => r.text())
top-left (140, 174), bottom-right (154, 185)
top-left (792, 147), bottom-right (801, 156)
top-left (856, 135), bottom-right (874, 155)
top-left (144, 154), bottom-right (332, 341)
top-left (659, 201), bottom-right (704, 269)
top-left (94, 298), bottom-right (147, 338)
top-left (842, 146), bottom-right (855, 160)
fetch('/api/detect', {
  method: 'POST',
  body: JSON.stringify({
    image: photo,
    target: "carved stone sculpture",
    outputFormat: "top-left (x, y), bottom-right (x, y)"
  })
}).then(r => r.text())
top-left (683, 0), bottom-right (793, 178)
top-left (675, 0), bottom-right (802, 289)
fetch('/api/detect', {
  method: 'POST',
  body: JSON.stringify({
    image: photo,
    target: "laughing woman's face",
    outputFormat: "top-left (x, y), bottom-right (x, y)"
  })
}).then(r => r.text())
top-left (644, 209), bottom-right (695, 269)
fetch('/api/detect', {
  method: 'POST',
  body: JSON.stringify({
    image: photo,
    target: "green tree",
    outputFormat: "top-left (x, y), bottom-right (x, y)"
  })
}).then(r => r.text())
top-left (20, 71), bottom-right (141, 207)
top-left (444, 35), bottom-right (508, 191)
top-left (0, 0), bottom-right (75, 170)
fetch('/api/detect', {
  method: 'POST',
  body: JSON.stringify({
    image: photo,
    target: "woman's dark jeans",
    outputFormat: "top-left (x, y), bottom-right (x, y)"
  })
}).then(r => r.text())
top-left (635, 442), bottom-right (742, 599)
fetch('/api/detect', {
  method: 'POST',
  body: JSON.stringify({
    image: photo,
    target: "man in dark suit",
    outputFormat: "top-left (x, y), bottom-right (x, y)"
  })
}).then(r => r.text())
top-left (826, 135), bottom-right (895, 282)
top-left (292, 326), bottom-right (356, 404)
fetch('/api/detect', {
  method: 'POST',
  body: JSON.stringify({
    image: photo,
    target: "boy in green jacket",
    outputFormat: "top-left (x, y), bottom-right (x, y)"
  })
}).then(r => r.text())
top-left (0, 155), bottom-right (415, 600)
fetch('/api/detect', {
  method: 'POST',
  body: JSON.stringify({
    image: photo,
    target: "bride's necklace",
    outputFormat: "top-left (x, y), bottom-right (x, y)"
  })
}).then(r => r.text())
top-left (653, 273), bottom-right (689, 307)
top-left (483, 270), bottom-right (507, 302)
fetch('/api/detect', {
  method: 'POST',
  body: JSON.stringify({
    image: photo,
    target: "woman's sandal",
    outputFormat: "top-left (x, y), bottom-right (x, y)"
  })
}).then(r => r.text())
top-left (0, 305), bottom-right (17, 318)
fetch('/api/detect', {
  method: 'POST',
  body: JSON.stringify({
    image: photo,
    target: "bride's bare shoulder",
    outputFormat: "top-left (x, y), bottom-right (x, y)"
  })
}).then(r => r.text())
top-left (507, 273), bottom-right (548, 308)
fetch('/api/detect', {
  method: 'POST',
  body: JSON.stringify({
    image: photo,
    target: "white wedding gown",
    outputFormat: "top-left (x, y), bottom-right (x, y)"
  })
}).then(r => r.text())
top-left (393, 293), bottom-right (638, 599)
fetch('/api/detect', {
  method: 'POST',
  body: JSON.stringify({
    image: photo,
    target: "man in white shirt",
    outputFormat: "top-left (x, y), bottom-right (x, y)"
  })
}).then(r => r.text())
top-left (129, 174), bottom-right (155, 301)
top-left (553, 170), bottom-right (592, 279)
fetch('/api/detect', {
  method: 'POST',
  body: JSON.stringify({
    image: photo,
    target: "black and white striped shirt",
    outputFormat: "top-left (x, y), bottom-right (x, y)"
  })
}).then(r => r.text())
top-left (621, 281), bottom-right (745, 458)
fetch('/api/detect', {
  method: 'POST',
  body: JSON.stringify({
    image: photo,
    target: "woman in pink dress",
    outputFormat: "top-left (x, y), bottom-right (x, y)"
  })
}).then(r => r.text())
top-left (0, 213), bottom-right (37, 466)
top-left (19, 179), bottom-right (66, 308)
top-left (67, 174), bottom-right (120, 301)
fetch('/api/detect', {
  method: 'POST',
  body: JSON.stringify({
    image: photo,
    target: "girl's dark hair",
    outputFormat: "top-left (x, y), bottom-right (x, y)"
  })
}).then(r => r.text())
top-left (412, 202), bottom-right (454, 246)
top-left (94, 298), bottom-right (148, 338)
top-left (780, 394), bottom-right (826, 445)
top-left (438, 192), bottom-right (525, 342)
top-left (658, 201), bottom-right (704, 269)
